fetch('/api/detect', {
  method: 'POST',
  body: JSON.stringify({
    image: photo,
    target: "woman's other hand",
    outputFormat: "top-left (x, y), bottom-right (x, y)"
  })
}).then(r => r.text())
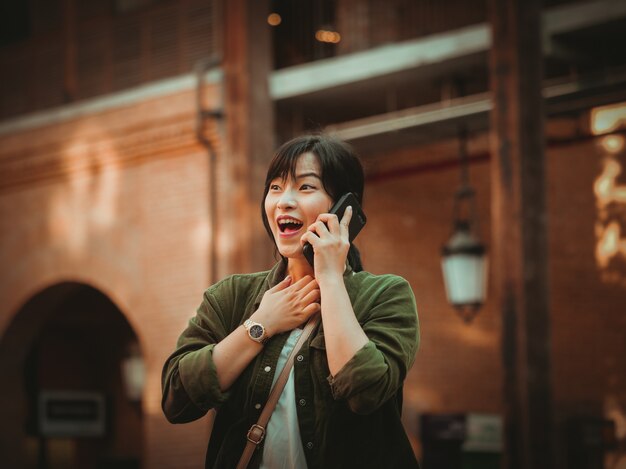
top-left (301, 206), bottom-right (353, 281)
top-left (251, 275), bottom-right (320, 336)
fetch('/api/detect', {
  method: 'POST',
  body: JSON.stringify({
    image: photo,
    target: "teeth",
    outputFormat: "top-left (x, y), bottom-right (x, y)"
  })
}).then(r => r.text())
top-left (278, 218), bottom-right (302, 225)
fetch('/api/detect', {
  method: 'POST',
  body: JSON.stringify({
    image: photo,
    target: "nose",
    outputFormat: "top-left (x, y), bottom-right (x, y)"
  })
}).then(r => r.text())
top-left (277, 189), bottom-right (296, 209)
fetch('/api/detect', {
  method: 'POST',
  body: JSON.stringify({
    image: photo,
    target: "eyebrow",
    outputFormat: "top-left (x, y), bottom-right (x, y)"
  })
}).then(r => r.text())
top-left (295, 172), bottom-right (321, 180)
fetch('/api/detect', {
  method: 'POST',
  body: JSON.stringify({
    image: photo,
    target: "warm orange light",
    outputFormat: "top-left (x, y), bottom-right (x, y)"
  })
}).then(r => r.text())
top-left (594, 159), bottom-right (626, 208)
top-left (592, 102), bottom-right (626, 278)
top-left (267, 13), bottom-right (281, 26)
top-left (315, 29), bottom-right (341, 44)
top-left (591, 103), bottom-right (626, 135)
top-left (601, 135), bottom-right (625, 154)
top-left (50, 122), bottom-right (120, 258)
top-left (593, 157), bottom-right (626, 270)
top-left (596, 222), bottom-right (626, 268)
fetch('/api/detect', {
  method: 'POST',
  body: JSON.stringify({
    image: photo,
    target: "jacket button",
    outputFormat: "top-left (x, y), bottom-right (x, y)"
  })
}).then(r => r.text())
top-left (299, 399), bottom-right (306, 406)
top-left (296, 355), bottom-right (304, 362)
top-left (264, 366), bottom-right (271, 372)
top-left (254, 403), bottom-right (261, 410)
top-left (306, 441), bottom-right (314, 449)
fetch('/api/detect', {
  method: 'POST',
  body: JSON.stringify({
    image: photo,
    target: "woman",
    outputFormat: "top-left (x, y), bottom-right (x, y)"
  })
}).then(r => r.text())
top-left (162, 135), bottom-right (420, 469)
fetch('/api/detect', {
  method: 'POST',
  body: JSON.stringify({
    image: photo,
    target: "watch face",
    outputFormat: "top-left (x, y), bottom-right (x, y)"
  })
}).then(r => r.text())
top-left (249, 324), bottom-right (264, 339)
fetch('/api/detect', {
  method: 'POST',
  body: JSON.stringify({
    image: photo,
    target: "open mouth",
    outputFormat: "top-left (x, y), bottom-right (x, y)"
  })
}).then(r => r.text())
top-left (278, 217), bottom-right (304, 234)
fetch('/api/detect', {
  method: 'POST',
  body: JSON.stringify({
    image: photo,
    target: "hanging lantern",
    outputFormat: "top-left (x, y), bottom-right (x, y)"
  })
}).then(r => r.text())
top-left (442, 219), bottom-right (488, 321)
top-left (441, 126), bottom-right (488, 322)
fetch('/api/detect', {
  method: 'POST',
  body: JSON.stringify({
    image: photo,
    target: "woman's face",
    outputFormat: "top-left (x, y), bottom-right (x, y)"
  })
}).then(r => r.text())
top-left (264, 152), bottom-right (333, 259)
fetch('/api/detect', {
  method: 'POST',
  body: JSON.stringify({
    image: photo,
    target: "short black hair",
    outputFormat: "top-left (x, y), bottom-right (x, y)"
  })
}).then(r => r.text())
top-left (261, 134), bottom-right (365, 271)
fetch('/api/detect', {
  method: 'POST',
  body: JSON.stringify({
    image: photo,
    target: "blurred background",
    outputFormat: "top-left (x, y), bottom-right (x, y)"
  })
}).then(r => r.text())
top-left (1, 0), bottom-right (625, 468)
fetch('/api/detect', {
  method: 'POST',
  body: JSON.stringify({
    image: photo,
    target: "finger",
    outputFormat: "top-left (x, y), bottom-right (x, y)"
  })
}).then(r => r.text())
top-left (301, 288), bottom-right (320, 305)
top-left (308, 220), bottom-right (330, 236)
top-left (300, 231), bottom-right (319, 247)
top-left (302, 302), bottom-right (321, 316)
top-left (340, 206), bottom-right (353, 226)
top-left (271, 275), bottom-right (292, 291)
top-left (339, 206), bottom-right (353, 238)
top-left (297, 278), bottom-right (319, 295)
top-left (291, 275), bottom-right (314, 288)
top-left (315, 213), bottom-right (340, 225)
top-left (321, 213), bottom-right (340, 234)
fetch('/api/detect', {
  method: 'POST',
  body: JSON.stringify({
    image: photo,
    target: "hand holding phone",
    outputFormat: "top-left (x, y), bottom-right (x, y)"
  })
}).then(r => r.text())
top-left (302, 192), bottom-right (367, 267)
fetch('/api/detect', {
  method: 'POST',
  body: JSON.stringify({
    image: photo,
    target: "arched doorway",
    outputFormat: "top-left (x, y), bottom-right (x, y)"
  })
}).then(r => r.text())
top-left (0, 282), bottom-right (144, 469)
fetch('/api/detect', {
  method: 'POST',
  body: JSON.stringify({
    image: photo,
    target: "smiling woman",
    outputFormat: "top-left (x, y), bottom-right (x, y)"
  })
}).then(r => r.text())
top-left (161, 134), bottom-right (421, 469)
top-left (261, 136), bottom-right (366, 273)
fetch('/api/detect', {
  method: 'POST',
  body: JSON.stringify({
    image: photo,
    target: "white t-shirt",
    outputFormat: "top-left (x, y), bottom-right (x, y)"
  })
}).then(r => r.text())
top-left (260, 328), bottom-right (308, 469)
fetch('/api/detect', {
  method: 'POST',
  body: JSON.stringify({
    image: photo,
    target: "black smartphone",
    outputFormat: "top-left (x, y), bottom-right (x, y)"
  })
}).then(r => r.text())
top-left (302, 192), bottom-right (367, 267)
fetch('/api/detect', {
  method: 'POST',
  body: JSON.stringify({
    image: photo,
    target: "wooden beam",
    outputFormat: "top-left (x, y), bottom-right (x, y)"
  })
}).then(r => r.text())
top-left (271, 0), bottom-right (626, 100)
top-left (223, 0), bottom-right (275, 276)
top-left (271, 24), bottom-right (488, 99)
top-left (488, 0), bottom-right (554, 468)
top-left (324, 73), bottom-right (626, 148)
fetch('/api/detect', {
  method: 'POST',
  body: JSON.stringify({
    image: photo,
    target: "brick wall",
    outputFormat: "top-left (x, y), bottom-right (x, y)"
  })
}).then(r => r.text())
top-left (0, 85), bottom-right (221, 468)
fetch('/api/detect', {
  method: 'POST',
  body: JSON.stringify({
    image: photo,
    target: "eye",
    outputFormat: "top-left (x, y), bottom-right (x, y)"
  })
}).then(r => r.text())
top-left (300, 184), bottom-right (316, 190)
top-left (269, 184), bottom-right (281, 191)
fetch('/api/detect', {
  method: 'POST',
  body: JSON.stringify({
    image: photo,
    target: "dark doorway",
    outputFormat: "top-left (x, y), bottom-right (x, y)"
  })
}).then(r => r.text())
top-left (0, 283), bottom-right (143, 469)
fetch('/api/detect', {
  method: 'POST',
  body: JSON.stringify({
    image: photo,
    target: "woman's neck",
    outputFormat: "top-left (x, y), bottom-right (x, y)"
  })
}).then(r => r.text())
top-left (286, 257), bottom-right (315, 281)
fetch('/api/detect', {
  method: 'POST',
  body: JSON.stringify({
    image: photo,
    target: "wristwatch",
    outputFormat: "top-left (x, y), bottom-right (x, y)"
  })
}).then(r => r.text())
top-left (243, 319), bottom-right (270, 345)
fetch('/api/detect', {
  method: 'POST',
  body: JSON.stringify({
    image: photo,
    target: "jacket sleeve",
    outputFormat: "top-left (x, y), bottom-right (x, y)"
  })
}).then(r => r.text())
top-left (327, 277), bottom-right (419, 415)
top-left (161, 283), bottom-right (234, 423)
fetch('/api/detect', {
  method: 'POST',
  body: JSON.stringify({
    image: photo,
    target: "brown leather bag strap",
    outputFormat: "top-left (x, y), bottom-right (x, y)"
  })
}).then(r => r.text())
top-left (236, 314), bottom-right (321, 469)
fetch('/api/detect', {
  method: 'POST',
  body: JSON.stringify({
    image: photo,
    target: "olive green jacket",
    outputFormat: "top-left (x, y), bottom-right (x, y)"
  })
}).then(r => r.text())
top-left (162, 260), bottom-right (420, 469)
